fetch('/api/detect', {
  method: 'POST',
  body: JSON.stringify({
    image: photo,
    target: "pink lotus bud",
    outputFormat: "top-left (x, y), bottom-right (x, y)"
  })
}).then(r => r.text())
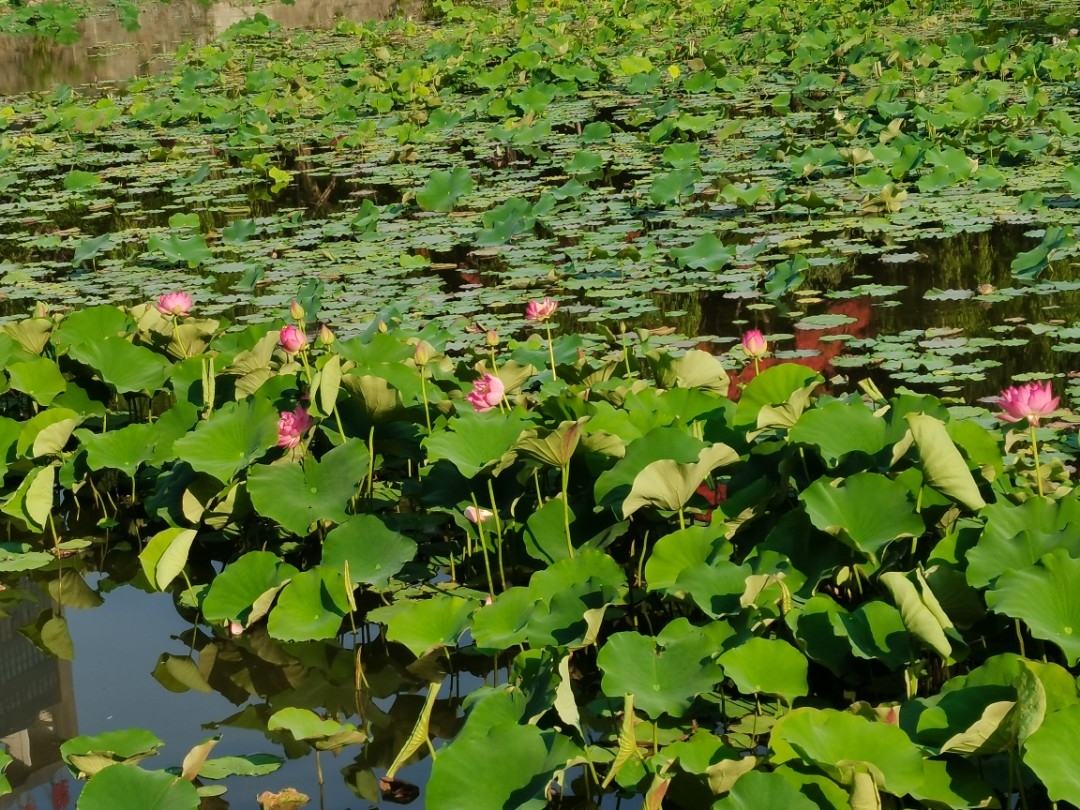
top-left (465, 373), bottom-right (504, 413)
top-left (227, 620), bottom-right (244, 637)
top-left (485, 330), bottom-right (499, 348)
top-left (464, 505), bottom-right (494, 524)
top-left (156, 291), bottom-right (193, 317)
top-left (742, 329), bottom-right (768, 359)
top-left (524, 297), bottom-right (558, 322)
top-left (276, 405), bottom-right (313, 449)
top-left (289, 300), bottom-right (306, 322)
top-left (996, 380), bottom-right (1059, 427)
top-left (279, 324), bottom-right (308, 354)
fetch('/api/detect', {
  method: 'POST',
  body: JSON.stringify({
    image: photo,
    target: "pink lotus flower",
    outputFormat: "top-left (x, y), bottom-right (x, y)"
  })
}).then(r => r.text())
top-left (525, 297), bottom-right (558, 322)
top-left (279, 324), bottom-right (308, 354)
top-left (156, 291), bottom-right (192, 317)
top-left (466, 373), bottom-right (504, 413)
top-left (742, 329), bottom-right (767, 359)
top-left (997, 381), bottom-right (1059, 426)
top-left (277, 405), bottom-right (312, 449)
top-left (464, 506), bottom-right (494, 523)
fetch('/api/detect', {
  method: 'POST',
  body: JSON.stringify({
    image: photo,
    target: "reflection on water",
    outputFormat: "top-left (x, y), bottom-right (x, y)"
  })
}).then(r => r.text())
top-left (0, 0), bottom-right (412, 96)
top-left (0, 585), bottom-right (76, 810)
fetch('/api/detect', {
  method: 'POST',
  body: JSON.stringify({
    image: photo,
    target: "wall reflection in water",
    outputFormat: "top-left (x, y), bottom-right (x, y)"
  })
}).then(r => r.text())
top-left (0, 587), bottom-right (76, 810)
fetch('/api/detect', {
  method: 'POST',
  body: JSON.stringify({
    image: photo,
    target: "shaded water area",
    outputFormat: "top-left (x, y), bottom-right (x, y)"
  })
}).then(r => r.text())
top-left (0, 0), bottom-right (416, 95)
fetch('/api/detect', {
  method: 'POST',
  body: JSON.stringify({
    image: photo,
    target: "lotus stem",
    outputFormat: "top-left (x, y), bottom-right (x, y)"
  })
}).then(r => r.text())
top-left (367, 425), bottom-right (376, 503)
top-left (561, 464), bottom-right (573, 558)
top-left (545, 323), bottom-right (558, 382)
top-left (1030, 422), bottom-right (1044, 497)
top-left (299, 347), bottom-right (313, 388)
top-left (418, 364), bottom-right (433, 435)
top-left (487, 478), bottom-right (507, 591)
top-left (471, 493), bottom-right (496, 600)
top-left (753, 357), bottom-right (760, 376)
top-left (677, 507), bottom-right (686, 531)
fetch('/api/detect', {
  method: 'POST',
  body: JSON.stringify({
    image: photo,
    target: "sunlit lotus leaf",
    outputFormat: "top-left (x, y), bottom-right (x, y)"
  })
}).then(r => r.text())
top-left (837, 600), bottom-right (913, 670)
top-left (880, 570), bottom-right (962, 661)
top-left (60, 729), bottom-right (165, 778)
top-left (0, 746), bottom-right (11, 795)
top-left (416, 167), bottom-right (474, 212)
top-left (649, 348), bottom-right (729, 393)
top-left (367, 592), bottom-right (478, 657)
top-left (771, 708), bottom-right (924, 796)
top-left (651, 168), bottom-right (702, 207)
top-left (18, 407), bottom-right (80, 459)
top-left (322, 514), bottom-right (417, 588)
top-left (248, 439), bottom-right (367, 536)
top-left (173, 397), bottom-right (278, 483)
top-left (904, 413), bottom-right (986, 510)
top-left (967, 497), bottom-right (1080, 588)
top-left (734, 364), bottom-right (822, 428)
top-left (0, 543), bottom-right (54, 572)
top-left (909, 757), bottom-right (996, 809)
top-left (76, 422), bottom-right (154, 478)
top-left (788, 399), bottom-right (887, 467)
top-left (0, 416), bottom-right (20, 478)
top-left (63, 170), bottom-right (102, 191)
top-left (523, 497), bottom-right (577, 563)
top-left (3, 317), bottom-right (52, 356)
top-left (268, 707), bottom-right (366, 751)
top-left (7, 357), bottom-right (66, 405)
top-left (719, 637), bottom-right (808, 702)
top-left (594, 427), bottom-right (706, 509)
top-left (148, 232), bottom-right (212, 268)
top-left (515, 417), bottom-right (588, 468)
top-left (78, 765), bottom-right (199, 810)
top-left (195, 754), bottom-right (283, 779)
top-left (139, 527), bottom-right (198, 591)
top-left (1023, 703), bottom-right (1080, 804)
top-left (801, 472), bottom-right (923, 561)
top-left (427, 722), bottom-right (557, 810)
top-left (622, 442), bottom-right (738, 517)
top-left (152, 653), bottom-right (212, 694)
top-left (202, 550), bottom-right (298, 624)
top-left (267, 565), bottom-right (350, 642)
top-left (1, 465), bottom-right (55, 532)
top-left (73, 233), bottom-right (113, 265)
top-left (712, 770), bottom-right (817, 810)
top-left (986, 548), bottom-right (1080, 665)
top-left (68, 336), bottom-right (171, 394)
top-left (52, 305), bottom-right (132, 351)
top-left (598, 623), bottom-right (722, 718)
top-left (423, 409), bottom-right (530, 478)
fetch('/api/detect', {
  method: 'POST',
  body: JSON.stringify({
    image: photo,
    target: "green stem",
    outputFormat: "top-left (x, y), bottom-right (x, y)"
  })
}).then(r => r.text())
top-left (367, 425), bottom-right (376, 503)
top-left (333, 405), bottom-right (347, 442)
top-left (486, 478), bottom-right (507, 591)
top-left (471, 493), bottom-right (496, 600)
top-left (1030, 422), bottom-right (1044, 497)
top-left (298, 348), bottom-right (314, 388)
top-left (418, 366), bottom-right (433, 435)
top-left (561, 464), bottom-right (573, 558)
top-left (752, 357), bottom-right (760, 376)
top-left (545, 323), bottom-right (558, 382)
top-left (677, 506), bottom-right (686, 531)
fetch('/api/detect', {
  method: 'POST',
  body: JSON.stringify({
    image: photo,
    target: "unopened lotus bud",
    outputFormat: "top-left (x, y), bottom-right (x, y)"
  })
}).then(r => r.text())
top-left (378, 320), bottom-right (387, 333)
top-left (33, 302), bottom-right (49, 319)
top-left (485, 330), bottom-right (499, 348)
top-left (414, 340), bottom-right (434, 365)
top-left (289, 300), bottom-right (306, 322)
top-left (318, 325), bottom-right (335, 346)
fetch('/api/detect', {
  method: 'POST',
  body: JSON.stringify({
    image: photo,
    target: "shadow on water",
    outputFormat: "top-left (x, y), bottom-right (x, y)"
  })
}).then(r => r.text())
top-left (0, 0), bottom-right (419, 96)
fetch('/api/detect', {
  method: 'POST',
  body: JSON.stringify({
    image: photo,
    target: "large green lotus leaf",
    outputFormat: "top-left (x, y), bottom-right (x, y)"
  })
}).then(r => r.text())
top-left (148, 232), bottom-right (211, 267)
top-left (267, 707), bottom-right (366, 751)
top-left (649, 348), bottom-right (730, 393)
top-left (471, 586), bottom-right (536, 651)
top-left (267, 565), bottom-right (350, 642)
top-left (146, 400), bottom-right (200, 468)
top-left (17, 407), bottom-right (81, 458)
top-left (1, 465), bottom-right (54, 532)
top-left (966, 497), bottom-right (1080, 588)
top-left (173, 398), bottom-right (278, 483)
top-left (416, 166), bottom-right (474, 212)
top-left (986, 548), bottom-right (1080, 665)
top-left (60, 729), bottom-right (165, 777)
top-left (423, 409), bottom-right (530, 478)
top-left (193, 754), bottom-right (282, 779)
top-left (322, 514), bottom-right (417, 588)
top-left (1023, 703), bottom-right (1080, 804)
top-left (593, 426), bottom-right (705, 509)
top-left (139, 527), bottom-right (197, 591)
top-left (427, 722), bottom-right (556, 810)
top-left (367, 592), bottom-right (478, 656)
top-left (772, 762), bottom-right (853, 809)
top-left (836, 600), bottom-right (912, 670)
top-left (908, 757), bottom-right (996, 809)
top-left (523, 496), bottom-right (575, 563)
top-left (52, 305), bottom-right (133, 351)
top-left (904, 413), bottom-right (986, 511)
top-left (515, 418), bottom-right (588, 468)
top-left (78, 764), bottom-right (199, 810)
top-left (248, 439), bottom-right (368, 536)
top-left (644, 524), bottom-right (731, 594)
top-left (76, 422), bottom-right (154, 478)
top-left (529, 549), bottom-right (626, 603)
top-left (880, 570), bottom-right (959, 661)
top-left (597, 627), bottom-right (721, 718)
top-left (7, 357), bottom-right (66, 406)
top-left (0, 543), bottom-right (54, 572)
top-left (734, 364), bottom-right (822, 428)
top-left (792, 594), bottom-right (855, 673)
top-left (771, 708), bottom-right (924, 796)
top-left (622, 443), bottom-right (739, 517)
top-left (676, 560), bottom-right (753, 618)
top-left (712, 770), bottom-right (818, 810)
top-left (800, 472), bottom-right (923, 561)
top-left (0, 746), bottom-right (11, 795)
top-left (201, 551), bottom-right (298, 623)
top-left (719, 637), bottom-right (808, 702)
top-left (0, 415), bottom-right (21, 478)
top-left (788, 399), bottom-right (887, 467)
top-left (69, 336), bottom-right (171, 394)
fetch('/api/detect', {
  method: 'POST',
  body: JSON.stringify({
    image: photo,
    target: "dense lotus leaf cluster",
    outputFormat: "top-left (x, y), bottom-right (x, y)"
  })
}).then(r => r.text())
top-left (0, 292), bottom-right (1077, 808)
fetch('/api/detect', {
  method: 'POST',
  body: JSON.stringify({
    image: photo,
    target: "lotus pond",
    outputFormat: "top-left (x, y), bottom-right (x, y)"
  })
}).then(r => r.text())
top-left (7, 0), bottom-right (1080, 807)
